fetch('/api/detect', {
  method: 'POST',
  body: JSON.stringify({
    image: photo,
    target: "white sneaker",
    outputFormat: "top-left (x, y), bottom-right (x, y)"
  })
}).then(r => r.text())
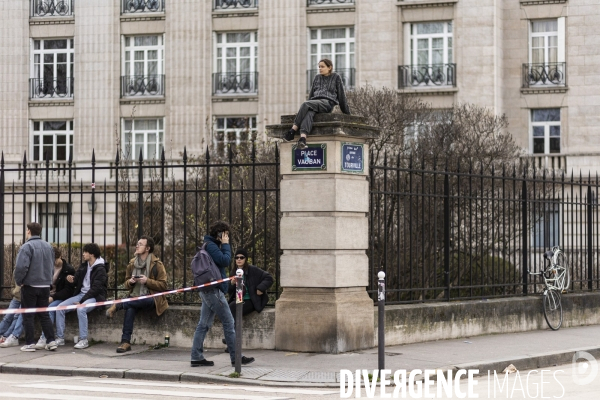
top-left (20, 344), bottom-right (36, 352)
top-left (55, 338), bottom-right (65, 346)
top-left (74, 339), bottom-right (89, 349)
top-left (0, 335), bottom-right (19, 348)
top-left (45, 341), bottom-right (58, 351)
top-left (34, 337), bottom-right (47, 349)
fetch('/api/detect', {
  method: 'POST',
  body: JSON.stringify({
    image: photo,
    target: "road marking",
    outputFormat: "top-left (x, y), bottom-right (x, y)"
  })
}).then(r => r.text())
top-left (85, 379), bottom-right (338, 395)
top-left (14, 383), bottom-right (290, 400)
top-left (0, 393), bottom-right (136, 400)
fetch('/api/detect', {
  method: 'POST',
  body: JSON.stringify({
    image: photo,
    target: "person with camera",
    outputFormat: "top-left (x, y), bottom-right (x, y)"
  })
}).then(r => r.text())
top-left (105, 235), bottom-right (168, 353)
top-left (190, 220), bottom-right (255, 367)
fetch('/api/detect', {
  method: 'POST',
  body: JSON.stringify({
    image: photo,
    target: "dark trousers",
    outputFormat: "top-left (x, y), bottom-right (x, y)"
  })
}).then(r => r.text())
top-left (121, 297), bottom-right (155, 343)
top-left (21, 286), bottom-right (55, 345)
top-left (293, 99), bottom-right (333, 135)
top-left (228, 300), bottom-right (256, 323)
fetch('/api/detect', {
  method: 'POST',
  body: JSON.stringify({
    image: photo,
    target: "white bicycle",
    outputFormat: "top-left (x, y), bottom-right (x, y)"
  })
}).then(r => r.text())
top-left (528, 246), bottom-right (570, 330)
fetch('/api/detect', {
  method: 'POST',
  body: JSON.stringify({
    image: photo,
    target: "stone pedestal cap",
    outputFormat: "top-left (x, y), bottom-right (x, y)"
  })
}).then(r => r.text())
top-left (266, 113), bottom-right (379, 140)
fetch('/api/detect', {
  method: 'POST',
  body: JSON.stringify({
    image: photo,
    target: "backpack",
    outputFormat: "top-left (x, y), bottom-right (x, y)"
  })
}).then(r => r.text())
top-left (190, 243), bottom-right (223, 292)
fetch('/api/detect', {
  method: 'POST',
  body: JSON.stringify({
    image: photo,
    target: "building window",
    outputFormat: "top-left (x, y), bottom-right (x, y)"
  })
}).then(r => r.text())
top-left (31, 121), bottom-right (74, 162)
top-left (404, 110), bottom-right (451, 145)
top-left (214, 117), bottom-right (257, 156)
top-left (531, 109), bottom-right (560, 154)
top-left (308, 27), bottom-right (355, 89)
top-left (35, 203), bottom-right (71, 244)
top-left (122, 0), bottom-right (165, 14)
top-left (400, 22), bottom-right (455, 88)
top-left (31, 0), bottom-right (74, 17)
top-left (213, 0), bottom-right (258, 10)
top-left (122, 119), bottom-right (164, 160)
top-left (525, 19), bottom-right (566, 87)
top-left (122, 35), bottom-right (165, 96)
top-left (31, 38), bottom-right (74, 99)
top-left (213, 32), bottom-right (258, 94)
top-left (532, 203), bottom-right (560, 249)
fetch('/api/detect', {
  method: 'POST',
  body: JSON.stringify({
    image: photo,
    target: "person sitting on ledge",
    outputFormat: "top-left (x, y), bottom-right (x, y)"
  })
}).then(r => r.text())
top-left (284, 58), bottom-right (351, 149)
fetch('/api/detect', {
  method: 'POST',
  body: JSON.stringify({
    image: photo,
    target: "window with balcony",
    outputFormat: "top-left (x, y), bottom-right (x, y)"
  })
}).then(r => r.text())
top-left (399, 22), bottom-right (455, 88)
top-left (531, 109), bottom-right (560, 154)
top-left (213, 0), bottom-right (258, 10)
top-left (123, 119), bottom-right (164, 160)
top-left (122, 35), bottom-right (165, 97)
top-left (35, 203), bottom-right (71, 243)
top-left (31, 39), bottom-right (74, 99)
top-left (121, 0), bottom-right (164, 14)
top-left (214, 117), bottom-right (257, 156)
top-left (308, 27), bottom-right (355, 91)
top-left (213, 32), bottom-right (258, 95)
top-left (31, 0), bottom-right (74, 18)
top-left (523, 18), bottom-right (566, 88)
top-left (31, 121), bottom-right (73, 163)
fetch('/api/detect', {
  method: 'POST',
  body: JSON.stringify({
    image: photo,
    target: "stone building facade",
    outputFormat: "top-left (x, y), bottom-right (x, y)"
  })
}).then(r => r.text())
top-left (1, 0), bottom-right (599, 243)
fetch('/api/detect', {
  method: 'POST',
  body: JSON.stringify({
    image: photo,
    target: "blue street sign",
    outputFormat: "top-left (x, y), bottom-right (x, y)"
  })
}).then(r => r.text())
top-left (292, 143), bottom-right (327, 171)
top-left (341, 143), bottom-right (364, 173)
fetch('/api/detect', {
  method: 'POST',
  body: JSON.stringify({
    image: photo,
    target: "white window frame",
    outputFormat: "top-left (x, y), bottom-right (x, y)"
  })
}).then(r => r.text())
top-left (31, 202), bottom-right (71, 244)
top-left (122, 118), bottom-right (165, 160)
top-left (529, 18), bottom-right (565, 65)
top-left (122, 35), bottom-right (164, 78)
top-left (31, 120), bottom-right (74, 162)
top-left (213, 116), bottom-right (257, 156)
top-left (404, 22), bottom-right (453, 67)
top-left (530, 108), bottom-right (561, 155)
top-left (214, 32), bottom-right (258, 75)
top-left (532, 203), bottom-right (560, 249)
top-left (31, 38), bottom-right (74, 95)
top-left (308, 27), bottom-right (355, 71)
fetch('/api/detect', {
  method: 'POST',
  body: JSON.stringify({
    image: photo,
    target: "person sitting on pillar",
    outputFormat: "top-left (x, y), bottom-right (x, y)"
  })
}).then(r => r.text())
top-left (36, 246), bottom-right (76, 349)
top-left (105, 235), bottom-right (168, 354)
top-left (0, 285), bottom-right (24, 348)
top-left (223, 248), bottom-right (273, 350)
top-left (55, 243), bottom-right (109, 349)
top-left (284, 58), bottom-right (351, 149)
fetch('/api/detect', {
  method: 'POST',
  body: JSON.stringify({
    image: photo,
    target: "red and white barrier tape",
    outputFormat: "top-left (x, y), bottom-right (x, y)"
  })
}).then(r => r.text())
top-left (0, 277), bottom-right (234, 315)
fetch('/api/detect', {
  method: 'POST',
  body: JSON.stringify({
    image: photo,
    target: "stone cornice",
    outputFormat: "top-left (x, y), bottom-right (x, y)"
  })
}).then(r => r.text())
top-left (398, 87), bottom-right (458, 96)
top-left (120, 14), bottom-right (166, 22)
top-left (521, 86), bottom-right (569, 95)
top-left (212, 96), bottom-right (258, 103)
top-left (520, 0), bottom-right (567, 6)
top-left (306, 6), bottom-right (355, 13)
top-left (29, 17), bottom-right (74, 25)
top-left (120, 98), bottom-right (166, 105)
top-left (28, 99), bottom-right (74, 107)
top-left (397, 0), bottom-right (457, 8)
top-left (212, 9), bottom-right (258, 18)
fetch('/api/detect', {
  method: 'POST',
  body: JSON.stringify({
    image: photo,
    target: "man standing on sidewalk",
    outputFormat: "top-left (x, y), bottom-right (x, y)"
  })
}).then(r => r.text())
top-left (13, 222), bottom-right (58, 352)
top-left (105, 235), bottom-right (168, 353)
top-left (190, 220), bottom-right (254, 367)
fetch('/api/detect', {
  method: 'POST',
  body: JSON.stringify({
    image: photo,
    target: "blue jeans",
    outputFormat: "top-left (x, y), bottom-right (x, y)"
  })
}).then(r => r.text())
top-left (0, 299), bottom-right (20, 336)
top-left (121, 297), bottom-right (155, 343)
top-left (191, 288), bottom-right (236, 363)
top-left (41, 300), bottom-right (62, 340)
top-left (55, 293), bottom-right (97, 340)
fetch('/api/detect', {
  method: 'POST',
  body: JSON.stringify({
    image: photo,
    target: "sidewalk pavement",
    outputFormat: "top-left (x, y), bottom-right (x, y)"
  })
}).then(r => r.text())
top-left (0, 325), bottom-right (599, 387)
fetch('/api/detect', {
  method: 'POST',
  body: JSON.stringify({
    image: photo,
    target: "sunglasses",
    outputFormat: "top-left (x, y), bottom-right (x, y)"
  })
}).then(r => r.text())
top-left (235, 256), bottom-right (246, 260)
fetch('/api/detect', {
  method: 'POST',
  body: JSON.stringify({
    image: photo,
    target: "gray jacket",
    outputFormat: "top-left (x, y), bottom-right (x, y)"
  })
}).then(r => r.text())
top-left (14, 236), bottom-right (54, 287)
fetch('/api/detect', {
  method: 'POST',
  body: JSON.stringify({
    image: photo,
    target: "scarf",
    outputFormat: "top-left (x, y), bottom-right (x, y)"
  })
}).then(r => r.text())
top-left (132, 255), bottom-right (151, 297)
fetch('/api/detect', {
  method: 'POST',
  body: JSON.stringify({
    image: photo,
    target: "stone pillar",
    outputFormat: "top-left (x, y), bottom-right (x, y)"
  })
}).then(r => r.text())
top-left (267, 113), bottom-right (379, 354)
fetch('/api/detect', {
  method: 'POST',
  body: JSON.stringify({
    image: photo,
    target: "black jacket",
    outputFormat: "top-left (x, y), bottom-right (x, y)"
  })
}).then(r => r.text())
top-left (228, 264), bottom-right (273, 313)
top-left (52, 258), bottom-right (76, 301)
top-left (73, 258), bottom-right (109, 303)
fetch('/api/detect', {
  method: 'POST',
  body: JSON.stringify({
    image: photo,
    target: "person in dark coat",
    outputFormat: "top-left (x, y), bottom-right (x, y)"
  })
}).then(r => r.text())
top-left (227, 248), bottom-right (273, 320)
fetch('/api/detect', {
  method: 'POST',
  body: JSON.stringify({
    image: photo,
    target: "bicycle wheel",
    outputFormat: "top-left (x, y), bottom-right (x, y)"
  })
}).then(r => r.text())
top-left (543, 289), bottom-right (562, 330)
top-left (555, 251), bottom-right (570, 292)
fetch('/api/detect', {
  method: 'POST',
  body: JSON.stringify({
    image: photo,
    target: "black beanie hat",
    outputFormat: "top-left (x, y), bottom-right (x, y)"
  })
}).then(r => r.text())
top-left (235, 248), bottom-right (248, 259)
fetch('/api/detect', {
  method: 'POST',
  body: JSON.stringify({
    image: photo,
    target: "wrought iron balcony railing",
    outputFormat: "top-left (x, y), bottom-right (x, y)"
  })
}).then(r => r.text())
top-left (398, 64), bottom-right (456, 88)
top-left (31, 0), bottom-right (74, 17)
top-left (121, 75), bottom-right (165, 97)
top-left (122, 0), bottom-right (164, 13)
top-left (306, 68), bottom-right (355, 93)
top-left (212, 72), bottom-right (258, 95)
top-left (307, 0), bottom-right (354, 5)
top-left (214, 0), bottom-right (258, 10)
top-left (30, 77), bottom-right (74, 99)
top-left (522, 62), bottom-right (566, 88)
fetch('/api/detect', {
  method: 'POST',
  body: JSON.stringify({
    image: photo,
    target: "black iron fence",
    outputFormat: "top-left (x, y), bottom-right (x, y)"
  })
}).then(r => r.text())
top-left (214, 0), bottom-right (258, 10)
top-left (30, 77), bottom-right (74, 99)
top-left (307, 68), bottom-right (355, 93)
top-left (212, 72), bottom-right (258, 95)
top-left (0, 143), bottom-right (280, 305)
top-left (31, 0), bottom-right (74, 17)
top-left (369, 155), bottom-right (600, 304)
top-left (398, 64), bottom-right (457, 88)
top-left (121, 75), bottom-right (165, 97)
top-left (122, 0), bottom-right (164, 13)
top-left (522, 62), bottom-right (567, 88)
